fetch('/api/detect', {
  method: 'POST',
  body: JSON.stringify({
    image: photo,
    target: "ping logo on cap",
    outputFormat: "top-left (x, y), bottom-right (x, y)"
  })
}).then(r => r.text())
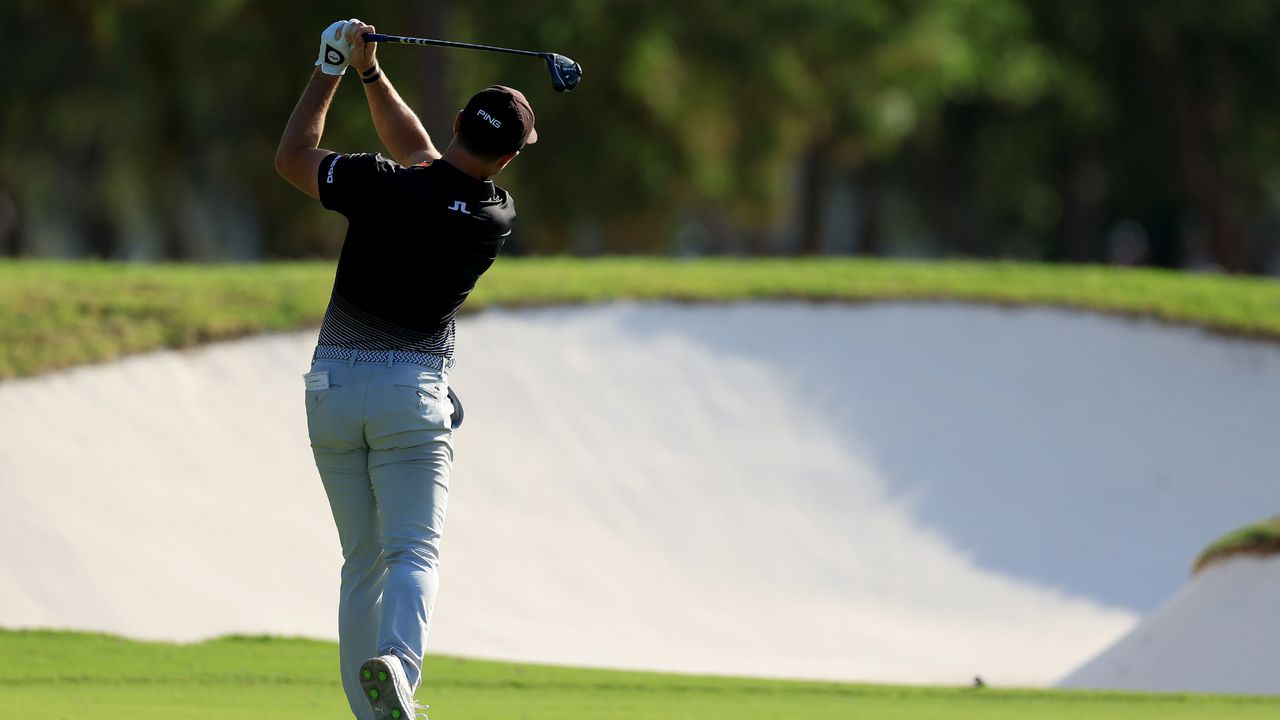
top-left (458, 85), bottom-right (536, 156)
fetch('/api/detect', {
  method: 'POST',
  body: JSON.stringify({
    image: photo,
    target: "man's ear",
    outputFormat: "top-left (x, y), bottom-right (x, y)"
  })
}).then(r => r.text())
top-left (495, 149), bottom-right (521, 172)
top-left (454, 111), bottom-right (463, 135)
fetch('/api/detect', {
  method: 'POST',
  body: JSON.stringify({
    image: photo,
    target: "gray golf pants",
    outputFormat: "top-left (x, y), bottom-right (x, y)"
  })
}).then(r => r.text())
top-left (304, 354), bottom-right (454, 719)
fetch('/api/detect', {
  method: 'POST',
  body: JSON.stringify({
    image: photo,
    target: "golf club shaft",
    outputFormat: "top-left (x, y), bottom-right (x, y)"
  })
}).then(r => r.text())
top-left (363, 33), bottom-right (544, 58)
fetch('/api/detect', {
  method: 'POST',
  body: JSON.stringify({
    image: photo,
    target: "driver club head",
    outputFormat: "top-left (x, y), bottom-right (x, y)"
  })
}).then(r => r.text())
top-left (544, 53), bottom-right (583, 92)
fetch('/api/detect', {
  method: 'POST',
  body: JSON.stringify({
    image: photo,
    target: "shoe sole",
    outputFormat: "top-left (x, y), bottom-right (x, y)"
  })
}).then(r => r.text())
top-left (359, 657), bottom-right (413, 720)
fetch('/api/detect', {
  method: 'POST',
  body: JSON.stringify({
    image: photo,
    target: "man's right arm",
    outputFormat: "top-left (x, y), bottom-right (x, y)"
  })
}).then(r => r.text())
top-left (275, 20), bottom-right (355, 199)
top-left (345, 22), bottom-right (441, 167)
top-left (274, 70), bottom-right (342, 199)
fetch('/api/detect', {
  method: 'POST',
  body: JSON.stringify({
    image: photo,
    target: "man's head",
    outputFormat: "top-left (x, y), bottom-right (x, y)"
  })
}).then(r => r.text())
top-left (451, 85), bottom-right (537, 177)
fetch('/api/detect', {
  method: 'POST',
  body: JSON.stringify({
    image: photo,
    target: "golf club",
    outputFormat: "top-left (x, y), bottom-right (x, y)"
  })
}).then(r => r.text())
top-left (363, 33), bottom-right (583, 92)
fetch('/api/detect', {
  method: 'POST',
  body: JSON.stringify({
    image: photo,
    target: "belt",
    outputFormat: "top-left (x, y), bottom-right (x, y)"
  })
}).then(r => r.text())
top-left (313, 345), bottom-right (454, 372)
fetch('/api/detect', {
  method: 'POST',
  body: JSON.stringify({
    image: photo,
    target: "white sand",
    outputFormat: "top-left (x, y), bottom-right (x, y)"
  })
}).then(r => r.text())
top-left (1059, 555), bottom-right (1280, 694)
top-left (1, 302), bottom-right (1278, 688)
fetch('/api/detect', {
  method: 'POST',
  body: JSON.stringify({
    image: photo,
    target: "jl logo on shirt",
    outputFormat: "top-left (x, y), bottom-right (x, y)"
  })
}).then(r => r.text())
top-left (448, 200), bottom-right (471, 215)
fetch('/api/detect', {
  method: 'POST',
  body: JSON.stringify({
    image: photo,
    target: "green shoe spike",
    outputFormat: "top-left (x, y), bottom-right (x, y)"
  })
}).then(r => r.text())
top-left (362, 669), bottom-right (373, 680)
top-left (369, 689), bottom-right (379, 700)
top-left (379, 670), bottom-right (388, 682)
top-left (391, 711), bottom-right (401, 719)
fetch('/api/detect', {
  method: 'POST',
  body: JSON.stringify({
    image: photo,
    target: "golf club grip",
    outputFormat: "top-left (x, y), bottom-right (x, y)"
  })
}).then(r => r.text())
top-left (362, 33), bottom-right (543, 58)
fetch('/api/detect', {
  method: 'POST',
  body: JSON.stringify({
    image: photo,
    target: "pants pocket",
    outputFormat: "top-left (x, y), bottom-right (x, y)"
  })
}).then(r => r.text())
top-left (395, 384), bottom-right (452, 430)
top-left (306, 390), bottom-right (327, 413)
top-left (305, 384), bottom-right (340, 413)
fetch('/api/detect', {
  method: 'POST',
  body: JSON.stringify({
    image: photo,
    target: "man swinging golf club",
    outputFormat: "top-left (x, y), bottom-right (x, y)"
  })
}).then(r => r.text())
top-left (275, 18), bottom-right (535, 720)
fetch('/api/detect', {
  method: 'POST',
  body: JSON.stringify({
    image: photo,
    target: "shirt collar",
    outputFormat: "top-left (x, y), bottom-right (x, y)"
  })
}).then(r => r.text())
top-left (436, 159), bottom-right (498, 197)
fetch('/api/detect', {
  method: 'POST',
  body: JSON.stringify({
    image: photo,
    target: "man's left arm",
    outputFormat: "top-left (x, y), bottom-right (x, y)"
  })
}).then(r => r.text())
top-left (343, 21), bottom-right (440, 166)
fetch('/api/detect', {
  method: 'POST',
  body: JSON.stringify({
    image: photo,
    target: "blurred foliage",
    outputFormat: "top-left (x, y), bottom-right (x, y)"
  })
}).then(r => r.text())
top-left (3, 1), bottom-right (1280, 270)
top-left (4, 257), bottom-right (1280, 379)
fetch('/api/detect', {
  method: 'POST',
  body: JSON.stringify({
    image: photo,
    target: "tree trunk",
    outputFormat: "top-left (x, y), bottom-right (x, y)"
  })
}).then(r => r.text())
top-left (1058, 154), bottom-right (1106, 263)
top-left (1152, 36), bottom-right (1247, 272)
top-left (795, 139), bottom-right (832, 255)
top-left (159, 169), bottom-right (197, 260)
top-left (0, 179), bottom-right (22, 257)
top-left (83, 141), bottom-right (119, 259)
top-left (698, 207), bottom-right (742, 255)
top-left (1170, 92), bottom-right (1246, 272)
top-left (852, 162), bottom-right (884, 256)
top-left (743, 230), bottom-right (774, 256)
top-left (84, 212), bottom-right (119, 260)
top-left (415, 1), bottom-right (457, 143)
top-left (935, 108), bottom-right (980, 258)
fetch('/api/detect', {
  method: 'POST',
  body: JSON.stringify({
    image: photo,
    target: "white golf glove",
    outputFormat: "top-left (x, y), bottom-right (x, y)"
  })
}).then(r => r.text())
top-left (316, 19), bottom-right (358, 75)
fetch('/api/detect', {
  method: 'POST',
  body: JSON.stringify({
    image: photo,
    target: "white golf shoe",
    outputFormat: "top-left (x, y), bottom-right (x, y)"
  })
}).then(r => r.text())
top-left (359, 654), bottom-right (427, 720)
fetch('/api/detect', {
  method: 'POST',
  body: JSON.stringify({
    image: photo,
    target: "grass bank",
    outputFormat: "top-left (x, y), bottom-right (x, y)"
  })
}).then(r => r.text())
top-left (3, 258), bottom-right (1279, 379)
top-left (2, 629), bottom-right (1277, 719)
top-left (1195, 516), bottom-right (1280, 573)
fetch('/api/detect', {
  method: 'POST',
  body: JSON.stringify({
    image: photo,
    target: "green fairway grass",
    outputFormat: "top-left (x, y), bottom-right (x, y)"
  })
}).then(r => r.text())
top-left (2, 258), bottom-right (1279, 379)
top-left (2, 629), bottom-right (1277, 720)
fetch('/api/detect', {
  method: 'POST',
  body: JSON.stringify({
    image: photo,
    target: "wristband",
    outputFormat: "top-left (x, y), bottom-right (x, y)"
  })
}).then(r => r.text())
top-left (362, 68), bottom-right (383, 84)
top-left (361, 63), bottom-right (380, 79)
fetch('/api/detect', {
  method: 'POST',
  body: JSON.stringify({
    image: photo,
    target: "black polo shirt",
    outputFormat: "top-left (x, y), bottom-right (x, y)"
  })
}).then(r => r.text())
top-left (315, 152), bottom-right (515, 359)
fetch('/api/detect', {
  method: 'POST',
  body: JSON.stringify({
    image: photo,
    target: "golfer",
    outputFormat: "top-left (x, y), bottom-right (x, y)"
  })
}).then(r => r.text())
top-left (275, 18), bottom-right (534, 720)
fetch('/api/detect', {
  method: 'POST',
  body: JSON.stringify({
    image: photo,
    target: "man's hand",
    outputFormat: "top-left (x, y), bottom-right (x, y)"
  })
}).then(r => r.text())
top-left (343, 20), bottom-right (379, 76)
top-left (316, 19), bottom-right (358, 75)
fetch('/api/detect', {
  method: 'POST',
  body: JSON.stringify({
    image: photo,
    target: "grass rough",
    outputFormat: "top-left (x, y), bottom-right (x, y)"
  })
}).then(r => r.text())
top-left (1194, 517), bottom-right (1280, 574)
top-left (2, 628), bottom-right (1278, 719)
top-left (3, 258), bottom-right (1280, 380)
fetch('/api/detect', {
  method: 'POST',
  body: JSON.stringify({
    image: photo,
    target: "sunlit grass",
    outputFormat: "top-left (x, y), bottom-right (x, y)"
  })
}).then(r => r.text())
top-left (1, 629), bottom-right (1277, 719)
top-left (2, 258), bottom-right (1278, 379)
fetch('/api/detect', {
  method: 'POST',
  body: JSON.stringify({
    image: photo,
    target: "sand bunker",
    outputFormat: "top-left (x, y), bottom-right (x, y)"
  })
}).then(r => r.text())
top-left (1060, 555), bottom-right (1280, 694)
top-left (2, 303), bottom-right (1278, 687)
